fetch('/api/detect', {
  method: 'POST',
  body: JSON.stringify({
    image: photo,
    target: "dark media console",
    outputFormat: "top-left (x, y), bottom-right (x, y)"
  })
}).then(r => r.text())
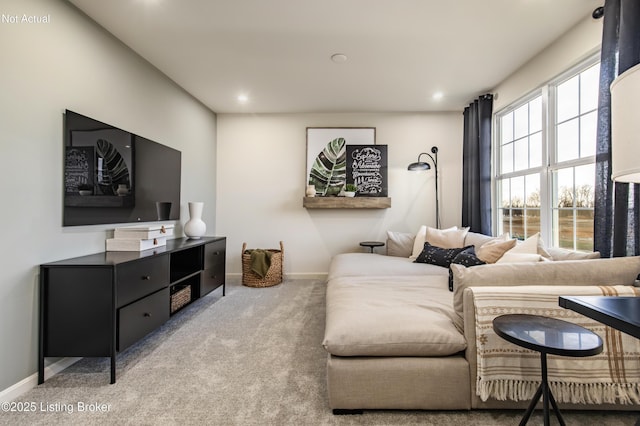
top-left (38, 237), bottom-right (226, 384)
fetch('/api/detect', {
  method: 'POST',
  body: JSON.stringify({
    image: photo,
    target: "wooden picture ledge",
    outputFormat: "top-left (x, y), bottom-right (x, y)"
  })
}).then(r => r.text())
top-left (303, 197), bottom-right (391, 209)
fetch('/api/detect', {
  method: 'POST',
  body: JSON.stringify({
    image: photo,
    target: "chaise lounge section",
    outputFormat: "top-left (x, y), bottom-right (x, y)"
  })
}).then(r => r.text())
top-left (323, 229), bottom-right (640, 412)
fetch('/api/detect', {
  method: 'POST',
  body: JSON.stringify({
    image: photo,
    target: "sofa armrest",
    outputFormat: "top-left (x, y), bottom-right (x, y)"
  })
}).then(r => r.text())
top-left (463, 284), bottom-right (640, 404)
top-left (451, 256), bottom-right (640, 331)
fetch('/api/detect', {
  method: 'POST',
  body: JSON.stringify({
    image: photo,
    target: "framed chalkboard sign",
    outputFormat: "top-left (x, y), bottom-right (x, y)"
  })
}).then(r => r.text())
top-left (346, 145), bottom-right (388, 197)
top-left (64, 146), bottom-right (95, 194)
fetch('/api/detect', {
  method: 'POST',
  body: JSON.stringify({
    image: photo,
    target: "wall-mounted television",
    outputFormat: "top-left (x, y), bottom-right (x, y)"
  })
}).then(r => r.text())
top-left (63, 110), bottom-right (181, 226)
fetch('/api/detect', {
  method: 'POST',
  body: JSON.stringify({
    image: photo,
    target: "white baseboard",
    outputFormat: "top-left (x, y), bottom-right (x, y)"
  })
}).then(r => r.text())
top-left (226, 272), bottom-right (327, 283)
top-left (0, 357), bottom-right (81, 403)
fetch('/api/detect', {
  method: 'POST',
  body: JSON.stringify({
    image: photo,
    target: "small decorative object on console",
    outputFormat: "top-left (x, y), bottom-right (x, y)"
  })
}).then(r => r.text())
top-left (184, 201), bottom-right (206, 239)
top-left (106, 224), bottom-right (174, 252)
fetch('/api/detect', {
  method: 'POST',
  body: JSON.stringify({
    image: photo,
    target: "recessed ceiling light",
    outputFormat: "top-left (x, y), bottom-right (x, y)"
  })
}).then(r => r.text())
top-left (331, 53), bottom-right (348, 63)
top-left (432, 92), bottom-right (444, 100)
top-left (237, 94), bottom-right (249, 103)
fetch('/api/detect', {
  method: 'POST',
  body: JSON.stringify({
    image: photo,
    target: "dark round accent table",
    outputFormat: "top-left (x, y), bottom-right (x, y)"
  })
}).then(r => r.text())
top-left (359, 241), bottom-right (384, 253)
top-left (492, 314), bottom-right (603, 426)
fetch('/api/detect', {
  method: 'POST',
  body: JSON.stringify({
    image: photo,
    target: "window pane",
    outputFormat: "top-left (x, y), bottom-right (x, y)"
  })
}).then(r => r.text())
top-left (575, 164), bottom-right (595, 208)
top-left (512, 176), bottom-right (525, 208)
top-left (580, 63), bottom-right (600, 113)
top-left (557, 75), bottom-right (579, 122)
top-left (514, 137), bottom-right (529, 171)
top-left (529, 96), bottom-right (542, 133)
top-left (526, 209), bottom-right (541, 237)
top-left (501, 112), bottom-right (514, 144)
top-left (502, 143), bottom-right (513, 174)
top-left (514, 104), bottom-right (529, 139)
top-left (529, 132), bottom-right (542, 168)
top-left (576, 209), bottom-right (594, 251)
top-left (554, 168), bottom-right (574, 208)
top-left (501, 179), bottom-right (510, 208)
top-left (557, 118), bottom-right (579, 162)
top-left (501, 208), bottom-right (511, 236)
top-left (557, 209), bottom-right (575, 249)
top-left (580, 111), bottom-right (597, 158)
top-left (511, 177), bottom-right (525, 239)
top-left (525, 174), bottom-right (540, 207)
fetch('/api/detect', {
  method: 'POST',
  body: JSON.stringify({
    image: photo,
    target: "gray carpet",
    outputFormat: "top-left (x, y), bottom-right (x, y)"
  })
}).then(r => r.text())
top-left (2, 279), bottom-right (638, 425)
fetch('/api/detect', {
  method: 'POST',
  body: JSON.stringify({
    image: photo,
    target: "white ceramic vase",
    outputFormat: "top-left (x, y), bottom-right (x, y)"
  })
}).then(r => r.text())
top-left (184, 202), bottom-right (206, 239)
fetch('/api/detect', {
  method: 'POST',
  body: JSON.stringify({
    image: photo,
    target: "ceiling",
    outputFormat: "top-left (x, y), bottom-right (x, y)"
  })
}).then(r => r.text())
top-left (67, 0), bottom-right (602, 114)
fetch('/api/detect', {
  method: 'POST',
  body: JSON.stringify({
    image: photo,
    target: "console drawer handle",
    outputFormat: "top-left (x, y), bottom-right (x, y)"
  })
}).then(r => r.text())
top-left (143, 312), bottom-right (152, 318)
top-left (142, 275), bottom-right (151, 280)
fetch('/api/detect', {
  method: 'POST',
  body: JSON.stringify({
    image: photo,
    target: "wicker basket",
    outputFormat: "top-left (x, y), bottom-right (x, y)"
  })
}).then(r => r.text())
top-left (242, 241), bottom-right (284, 288)
top-left (170, 285), bottom-right (191, 313)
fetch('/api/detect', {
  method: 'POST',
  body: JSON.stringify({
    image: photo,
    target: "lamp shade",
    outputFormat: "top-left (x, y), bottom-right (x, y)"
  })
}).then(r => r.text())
top-left (611, 63), bottom-right (640, 183)
top-left (407, 161), bottom-right (431, 171)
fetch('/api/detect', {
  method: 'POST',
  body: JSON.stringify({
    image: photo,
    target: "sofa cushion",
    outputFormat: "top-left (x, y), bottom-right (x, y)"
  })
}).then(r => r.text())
top-left (463, 232), bottom-right (495, 250)
top-left (450, 256), bottom-right (640, 330)
top-left (426, 226), bottom-right (469, 249)
top-left (323, 276), bottom-right (466, 357)
top-left (496, 252), bottom-right (547, 263)
top-left (415, 243), bottom-right (474, 268)
top-left (327, 253), bottom-right (448, 281)
top-left (547, 246), bottom-right (601, 261)
top-left (476, 235), bottom-right (516, 263)
top-left (410, 226), bottom-right (468, 260)
top-left (386, 231), bottom-right (415, 257)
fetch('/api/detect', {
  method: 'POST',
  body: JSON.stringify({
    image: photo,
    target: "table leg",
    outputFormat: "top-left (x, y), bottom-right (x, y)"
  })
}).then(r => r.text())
top-left (519, 352), bottom-right (566, 426)
top-left (519, 385), bottom-right (542, 426)
top-left (541, 353), bottom-right (550, 426)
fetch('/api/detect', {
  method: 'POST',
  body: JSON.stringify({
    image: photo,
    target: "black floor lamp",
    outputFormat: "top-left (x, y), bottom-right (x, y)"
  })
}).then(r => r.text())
top-left (407, 146), bottom-right (440, 229)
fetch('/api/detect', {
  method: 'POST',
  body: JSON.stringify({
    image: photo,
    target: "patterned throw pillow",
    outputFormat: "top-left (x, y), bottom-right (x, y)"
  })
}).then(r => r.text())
top-left (415, 242), bottom-right (474, 268)
top-left (448, 248), bottom-right (486, 291)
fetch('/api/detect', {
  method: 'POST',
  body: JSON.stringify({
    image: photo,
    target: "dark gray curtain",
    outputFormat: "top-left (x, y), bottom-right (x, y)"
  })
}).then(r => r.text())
top-left (594, 0), bottom-right (640, 257)
top-left (462, 94), bottom-right (493, 235)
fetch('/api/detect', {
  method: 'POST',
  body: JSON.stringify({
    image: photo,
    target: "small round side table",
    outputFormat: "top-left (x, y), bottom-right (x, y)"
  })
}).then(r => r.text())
top-left (492, 314), bottom-right (603, 426)
top-left (359, 241), bottom-right (384, 253)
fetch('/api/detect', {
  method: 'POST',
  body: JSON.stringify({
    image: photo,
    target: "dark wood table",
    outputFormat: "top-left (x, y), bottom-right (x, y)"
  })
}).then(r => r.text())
top-left (493, 314), bottom-right (603, 426)
top-left (558, 296), bottom-right (640, 340)
top-left (359, 241), bottom-right (384, 253)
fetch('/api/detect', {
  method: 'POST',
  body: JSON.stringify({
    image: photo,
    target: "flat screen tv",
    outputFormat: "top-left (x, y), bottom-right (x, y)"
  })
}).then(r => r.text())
top-left (63, 110), bottom-right (181, 226)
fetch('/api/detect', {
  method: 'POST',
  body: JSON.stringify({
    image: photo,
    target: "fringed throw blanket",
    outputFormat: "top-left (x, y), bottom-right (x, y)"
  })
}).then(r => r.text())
top-left (473, 285), bottom-right (640, 405)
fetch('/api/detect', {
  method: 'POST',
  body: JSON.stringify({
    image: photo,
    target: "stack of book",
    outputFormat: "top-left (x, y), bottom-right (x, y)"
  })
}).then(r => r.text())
top-left (106, 224), bottom-right (175, 251)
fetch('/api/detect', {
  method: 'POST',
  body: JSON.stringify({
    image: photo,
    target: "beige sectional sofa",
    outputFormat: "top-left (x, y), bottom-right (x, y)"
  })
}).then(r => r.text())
top-left (322, 231), bottom-right (640, 413)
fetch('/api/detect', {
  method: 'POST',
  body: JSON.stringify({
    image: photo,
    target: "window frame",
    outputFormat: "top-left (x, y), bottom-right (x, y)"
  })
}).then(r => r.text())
top-left (493, 53), bottom-right (600, 249)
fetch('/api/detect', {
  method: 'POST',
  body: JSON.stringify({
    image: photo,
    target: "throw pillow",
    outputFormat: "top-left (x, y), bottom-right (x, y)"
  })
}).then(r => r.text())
top-left (476, 234), bottom-right (516, 263)
top-left (386, 231), bottom-right (415, 257)
top-left (409, 225), bottom-right (429, 260)
top-left (496, 252), bottom-right (547, 263)
top-left (415, 242), bottom-right (474, 268)
top-left (508, 232), bottom-right (540, 254)
top-left (504, 232), bottom-right (553, 259)
top-left (448, 248), bottom-right (485, 291)
top-left (426, 226), bottom-right (469, 249)
top-left (463, 232), bottom-right (496, 250)
top-left (546, 247), bottom-right (601, 261)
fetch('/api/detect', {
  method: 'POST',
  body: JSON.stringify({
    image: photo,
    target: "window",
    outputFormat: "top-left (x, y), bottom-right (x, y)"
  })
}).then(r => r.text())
top-left (495, 58), bottom-right (599, 251)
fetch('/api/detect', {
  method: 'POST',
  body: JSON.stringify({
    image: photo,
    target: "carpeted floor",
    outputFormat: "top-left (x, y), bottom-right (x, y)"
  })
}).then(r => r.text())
top-left (2, 279), bottom-right (638, 425)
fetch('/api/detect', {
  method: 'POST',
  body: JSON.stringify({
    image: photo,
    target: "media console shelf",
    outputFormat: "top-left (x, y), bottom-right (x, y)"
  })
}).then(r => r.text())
top-left (38, 236), bottom-right (226, 384)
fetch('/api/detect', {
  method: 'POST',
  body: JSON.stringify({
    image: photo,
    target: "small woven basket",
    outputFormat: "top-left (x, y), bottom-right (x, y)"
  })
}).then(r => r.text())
top-left (242, 241), bottom-right (284, 288)
top-left (170, 285), bottom-right (191, 313)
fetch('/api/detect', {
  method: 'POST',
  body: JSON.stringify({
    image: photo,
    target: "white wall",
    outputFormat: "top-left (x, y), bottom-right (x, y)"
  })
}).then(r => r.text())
top-left (493, 16), bottom-right (602, 112)
top-left (217, 113), bottom-right (463, 276)
top-left (0, 0), bottom-right (217, 392)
